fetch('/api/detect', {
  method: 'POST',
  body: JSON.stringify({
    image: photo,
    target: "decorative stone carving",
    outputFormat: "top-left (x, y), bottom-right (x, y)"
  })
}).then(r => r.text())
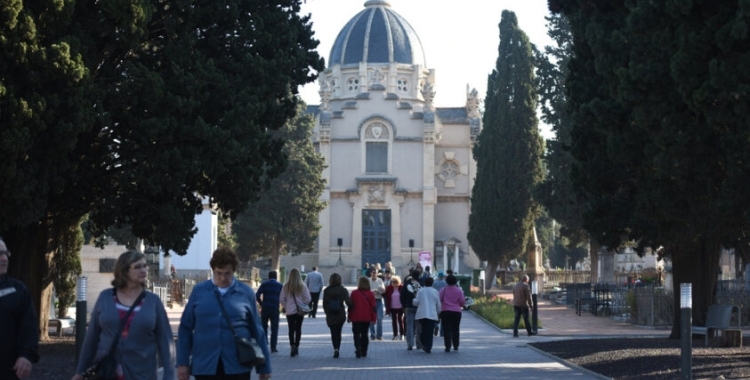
top-left (435, 151), bottom-right (467, 188)
top-left (466, 85), bottom-right (480, 118)
top-left (368, 184), bottom-right (386, 204)
top-left (368, 68), bottom-right (386, 86)
top-left (319, 79), bottom-right (332, 111)
top-left (366, 122), bottom-right (389, 139)
top-left (421, 81), bottom-right (436, 109)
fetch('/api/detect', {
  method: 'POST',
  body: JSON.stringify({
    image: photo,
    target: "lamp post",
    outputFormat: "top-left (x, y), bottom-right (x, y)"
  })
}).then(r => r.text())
top-left (681, 283), bottom-right (692, 380)
top-left (75, 276), bottom-right (87, 361)
top-left (336, 238), bottom-right (344, 266)
top-left (531, 280), bottom-right (539, 333)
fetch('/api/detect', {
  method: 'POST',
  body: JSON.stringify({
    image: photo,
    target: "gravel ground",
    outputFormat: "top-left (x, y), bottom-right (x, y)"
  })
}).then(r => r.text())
top-left (33, 336), bottom-right (750, 380)
top-left (530, 337), bottom-right (750, 380)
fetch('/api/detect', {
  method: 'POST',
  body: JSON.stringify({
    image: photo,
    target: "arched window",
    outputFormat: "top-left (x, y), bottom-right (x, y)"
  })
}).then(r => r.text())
top-left (362, 121), bottom-right (392, 174)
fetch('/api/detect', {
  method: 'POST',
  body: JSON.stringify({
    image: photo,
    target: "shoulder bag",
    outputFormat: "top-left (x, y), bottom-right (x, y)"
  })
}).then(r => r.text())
top-left (83, 289), bottom-right (146, 380)
top-left (215, 292), bottom-right (266, 367)
top-left (292, 292), bottom-right (311, 316)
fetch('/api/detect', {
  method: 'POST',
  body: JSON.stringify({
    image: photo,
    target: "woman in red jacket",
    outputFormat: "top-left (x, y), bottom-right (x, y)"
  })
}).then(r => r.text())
top-left (348, 276), bottom-right (376, 358)
top-left (383, 275), bottom-right (404, 340)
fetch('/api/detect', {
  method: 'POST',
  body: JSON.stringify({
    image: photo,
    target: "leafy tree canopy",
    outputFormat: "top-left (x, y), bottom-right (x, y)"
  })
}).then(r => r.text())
top-left (233, 101), bottom-right (326, 270)
top-left (0, 0), bottom-right (323, 335)
top-left (549, 0), bottom-right (750, 336)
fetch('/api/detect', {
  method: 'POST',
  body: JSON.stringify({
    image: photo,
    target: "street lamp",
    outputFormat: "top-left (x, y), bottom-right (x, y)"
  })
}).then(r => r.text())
top-left (407, 239), bottom-right (415, 267)
top-left (681, 283), bottom-right (692, 380)
top-left (336, 238), bottom-right (344, 266)
top-left (531, 280), bottom-right (539, 333)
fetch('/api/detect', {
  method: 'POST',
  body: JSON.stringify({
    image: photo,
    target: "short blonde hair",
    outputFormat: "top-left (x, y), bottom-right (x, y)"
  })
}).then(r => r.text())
top-left (390, 275), bottom-right (401, 285)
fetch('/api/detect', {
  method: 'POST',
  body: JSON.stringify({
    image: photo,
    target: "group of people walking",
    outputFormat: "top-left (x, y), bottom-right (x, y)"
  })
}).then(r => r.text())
top-left (1, 235), bottom-right (473, 380)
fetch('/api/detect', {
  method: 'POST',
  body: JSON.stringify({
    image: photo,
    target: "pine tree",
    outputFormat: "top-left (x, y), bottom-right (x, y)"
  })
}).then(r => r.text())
top-left (468, 10), bottom-right (545, 284)
top-left (233, 102), bottom-right (327, 271)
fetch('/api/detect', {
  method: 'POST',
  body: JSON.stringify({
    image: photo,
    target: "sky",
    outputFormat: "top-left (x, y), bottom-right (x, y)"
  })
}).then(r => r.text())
top-left (297, 0), bottom-right (555, 136)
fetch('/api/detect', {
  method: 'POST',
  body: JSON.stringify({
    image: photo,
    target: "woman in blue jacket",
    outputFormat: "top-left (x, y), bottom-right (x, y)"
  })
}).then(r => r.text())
top-left (177, 247), bottom-right (271, 380)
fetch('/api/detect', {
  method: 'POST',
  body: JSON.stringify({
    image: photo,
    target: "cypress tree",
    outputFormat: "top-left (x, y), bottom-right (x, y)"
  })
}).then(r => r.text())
top-left (468, 11), bottom-right (545, 281)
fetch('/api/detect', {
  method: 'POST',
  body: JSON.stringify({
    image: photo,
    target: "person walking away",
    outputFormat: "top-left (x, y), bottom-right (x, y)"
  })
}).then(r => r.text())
top-left (400, 270), bottom-right (422, 350)
top-left (383, 276), bottom-right (404, 340)
top-left (439, 275), bottom-right (465, 352)
top-left (512, 274), bottom-right (536, 337)
top-left (304, 267), bottom-right (324, 318)
top-left (348, 277), bottom-right (376, 358)
top-left (431, 271), bottom-right (447, 337)
top-left (367, 268), bottom-right (385, 340)
top-left (322, 273), bottom-right (352, 358)
top-left (74, 250), bottom-right (175, 380)
top-left (279, 268), bottom-right (311, 357)
top-left (413, 277), bottom-right (441, 353)
top-left (256, 270), bottom-right (283, 353)
top-left (176, 247), bottom-right (271, 380)
top-left (0, 238), bottom-right (39, 380)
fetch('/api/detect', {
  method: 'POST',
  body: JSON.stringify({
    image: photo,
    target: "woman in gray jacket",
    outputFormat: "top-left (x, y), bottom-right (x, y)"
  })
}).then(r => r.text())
top-left (72, 250), bottom-right (174, 380)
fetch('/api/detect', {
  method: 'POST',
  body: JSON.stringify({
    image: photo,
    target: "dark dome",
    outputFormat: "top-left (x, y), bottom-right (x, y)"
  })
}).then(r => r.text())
top-left (329, 0), bottom-right (426, 66)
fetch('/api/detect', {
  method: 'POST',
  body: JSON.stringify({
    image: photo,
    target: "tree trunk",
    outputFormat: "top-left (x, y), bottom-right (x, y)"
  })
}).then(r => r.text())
top-left (669, 240), bottom-right (721, 339)
top-left (485, 260), bottom-right (499, 290)
top-left (7, 222), bottom-right (59, 342)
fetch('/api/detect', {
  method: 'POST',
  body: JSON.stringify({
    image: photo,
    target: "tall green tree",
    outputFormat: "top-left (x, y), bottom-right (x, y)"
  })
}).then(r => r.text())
top-left (0, 0), bottom-right (323, 336)
top-left (533, 13), bottom-right (599, 276)
top-left (549, 0), bottom-right (750, 337)
top-left (468, 10), bottom-right (545, 286)
top-left (51, 218), bottom-right (84, 319)
top-left (233, 101), bottom-right (326, 271)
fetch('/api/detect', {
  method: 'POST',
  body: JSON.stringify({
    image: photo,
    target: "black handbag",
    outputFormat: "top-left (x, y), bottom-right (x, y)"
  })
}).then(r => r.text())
top-left (83, 290), bottom-right (146, 380)
top-left (215, 292), bottom-right (266, 367)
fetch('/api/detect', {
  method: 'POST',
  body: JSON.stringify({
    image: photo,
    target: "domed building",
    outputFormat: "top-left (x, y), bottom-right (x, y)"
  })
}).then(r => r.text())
top-left (282, 0), bottom-right (482, 278)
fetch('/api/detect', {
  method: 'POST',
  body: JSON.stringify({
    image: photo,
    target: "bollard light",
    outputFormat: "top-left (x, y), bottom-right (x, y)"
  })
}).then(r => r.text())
top-left (75, 276), bottom-right (88, 361)
top-left (680, 283), bottom-right (692, 309)
top-left (531, 280), bottom-right (539, 334)
top-left (680, 283), bottom-right (692, 380)
top-left (76, 276), bottom-right (87, 301)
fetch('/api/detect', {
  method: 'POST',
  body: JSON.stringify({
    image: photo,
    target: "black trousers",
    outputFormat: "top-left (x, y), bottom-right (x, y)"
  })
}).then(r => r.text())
top-left (440, 310), bottom-right (462, 349)
top-left (260, 308), bottom-right (279, 350)
top-left (309, 291), bottom-right (321, 317)
top-left (513, 306), bottom-right (532, 336)
top-left (352, 321), bottom-right (370, 355)
top-left (286, 314), bottom-right (304, 346)
top-left (195, 359), bottom-right (250, 380)
top-left (329, 322), bottom-right (344, 350)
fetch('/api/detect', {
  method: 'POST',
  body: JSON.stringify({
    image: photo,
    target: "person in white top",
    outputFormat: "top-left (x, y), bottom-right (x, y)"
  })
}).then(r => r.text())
top-left (305, 267), bottom-right (324, 318)
top-left (367, 268), bottom-right (386, 340)
top-left (412, 277), bottom-right (441, 353)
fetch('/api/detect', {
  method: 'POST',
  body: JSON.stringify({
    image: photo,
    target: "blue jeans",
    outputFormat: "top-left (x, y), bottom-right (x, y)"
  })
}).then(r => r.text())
top-left (260, 307), bottom-right (279, 350)
top-left (404, 307), bottom-right (417, 348)
top-left (369, 298), bottom-right (384, 338)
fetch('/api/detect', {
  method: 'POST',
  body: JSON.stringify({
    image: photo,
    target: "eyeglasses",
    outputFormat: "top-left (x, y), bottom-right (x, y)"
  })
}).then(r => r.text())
top-left (0, 250), bottom-right (10, 258)
top-left (131, 263), bottom-right (148, 270)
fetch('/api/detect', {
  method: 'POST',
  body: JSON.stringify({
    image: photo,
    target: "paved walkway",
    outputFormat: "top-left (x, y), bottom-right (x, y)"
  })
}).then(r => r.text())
top-left (164, 288), bottom-right (672, 380)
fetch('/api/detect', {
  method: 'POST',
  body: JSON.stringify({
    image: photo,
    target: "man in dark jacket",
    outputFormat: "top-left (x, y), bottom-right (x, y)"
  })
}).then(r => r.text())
top-left (0, 238), bottom-right (39, 379)
top-left (256, 270), bottom-right (283, 352)
top-left (400, 270), bottom-right (422, 350)
top-left (512, 274), bottom-right (536, 337)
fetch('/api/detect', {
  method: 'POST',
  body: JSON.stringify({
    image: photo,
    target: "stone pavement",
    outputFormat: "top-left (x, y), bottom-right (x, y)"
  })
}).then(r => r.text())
top-left (164, 288), bottom-right (672, 380)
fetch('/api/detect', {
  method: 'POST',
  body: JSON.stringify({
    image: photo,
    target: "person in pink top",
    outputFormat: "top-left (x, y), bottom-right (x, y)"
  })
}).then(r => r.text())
top-left (438, 275), bottom-right (465, 352)
top-left (383, 276), bottom-right (404, 340)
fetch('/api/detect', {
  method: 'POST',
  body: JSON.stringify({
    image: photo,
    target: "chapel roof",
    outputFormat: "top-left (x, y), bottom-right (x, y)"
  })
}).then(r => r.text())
top-left (328, 0), bottom-right (426, 67)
